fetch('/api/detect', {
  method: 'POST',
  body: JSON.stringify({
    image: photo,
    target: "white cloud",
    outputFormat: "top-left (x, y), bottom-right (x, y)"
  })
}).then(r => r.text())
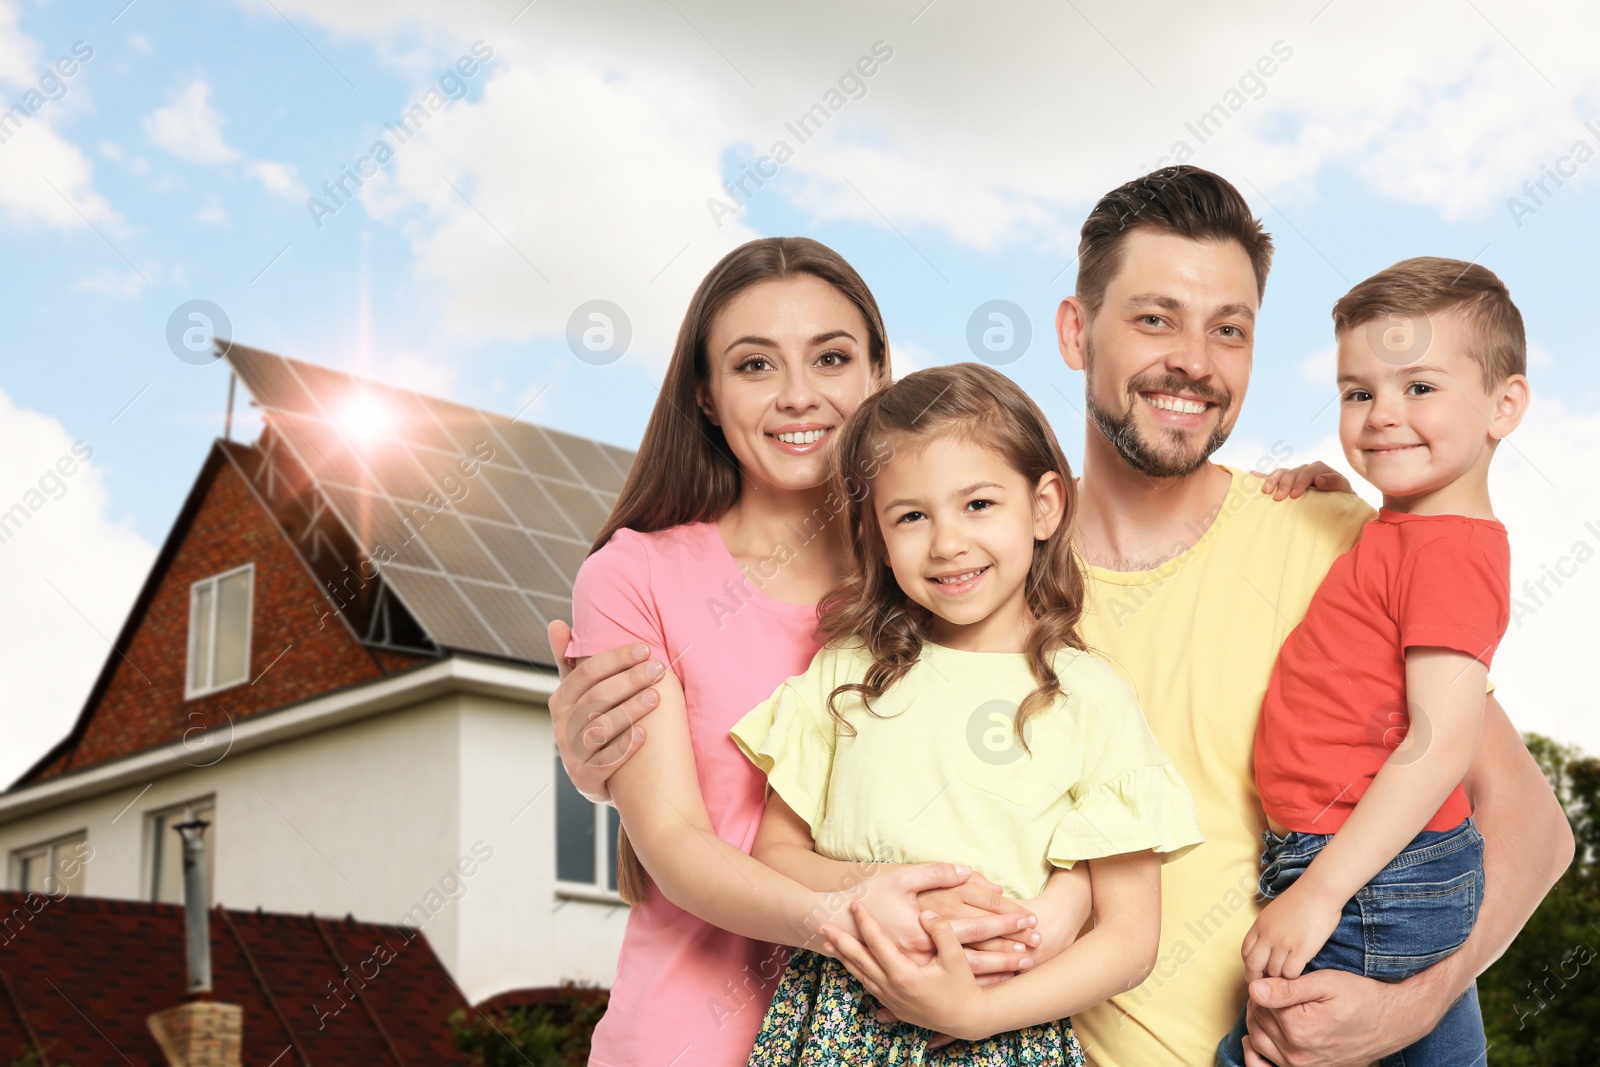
top-left (243, 158), bottom-right (308, 200)
top-left (0, 0), bottom-right (119, 234)
top-left (195, 193), bottom-right (228, 225)
top-left (144, 78), bottom-right (240, 164)
top-left (0, 389), bottom-right (155, 787)
top-left (241, 0), bottom-right (1600, 364)
top-left (73, 264), bottom-right (156, 297)
top-left (1298, 343), bottom-right (1337, 386)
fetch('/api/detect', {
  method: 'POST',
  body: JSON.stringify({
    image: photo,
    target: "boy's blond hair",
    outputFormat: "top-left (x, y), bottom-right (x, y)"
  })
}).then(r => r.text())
top-left (1331, 256), bottom-right (1526, 390)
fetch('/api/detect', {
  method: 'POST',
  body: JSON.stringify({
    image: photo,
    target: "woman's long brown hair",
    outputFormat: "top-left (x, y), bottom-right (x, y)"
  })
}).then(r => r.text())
top-left (817, 362), bottom-right (1088, 750)
top-left (587, 237), bottom-right (891, 905)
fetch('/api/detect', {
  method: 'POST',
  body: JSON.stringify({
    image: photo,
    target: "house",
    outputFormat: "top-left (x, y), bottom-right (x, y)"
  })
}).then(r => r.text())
top-left (0, 344), bottom-right (632, 1008)
top-left (0, 890), bottom-right (473, 1066)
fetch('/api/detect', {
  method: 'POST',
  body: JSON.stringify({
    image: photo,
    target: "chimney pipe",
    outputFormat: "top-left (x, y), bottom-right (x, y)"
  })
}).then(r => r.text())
top-left (172, 819), bottom-right (212, 996)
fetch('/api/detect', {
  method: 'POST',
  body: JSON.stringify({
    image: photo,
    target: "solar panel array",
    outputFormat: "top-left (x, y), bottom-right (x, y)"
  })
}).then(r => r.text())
top-left (223, 343), bottom-right (635, 666)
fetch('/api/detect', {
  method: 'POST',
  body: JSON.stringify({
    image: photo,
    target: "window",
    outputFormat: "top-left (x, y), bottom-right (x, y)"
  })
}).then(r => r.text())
top-left (146, 799), bottom-right (216, 905)
top-left (186, 564), bottom-right (253, 698)
top-left (554, 754), bottom-right (621, 900)
top-left (10, 831), bottom-right (88, 896)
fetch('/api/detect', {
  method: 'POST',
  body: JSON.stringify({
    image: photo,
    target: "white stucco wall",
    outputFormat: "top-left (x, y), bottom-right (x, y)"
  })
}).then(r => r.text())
top-left (0, 669), bottom-right (627, 1005)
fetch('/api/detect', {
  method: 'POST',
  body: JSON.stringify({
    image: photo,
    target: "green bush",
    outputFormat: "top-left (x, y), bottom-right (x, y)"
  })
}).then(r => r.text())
top-left (449, 982), bottom-right (608, 1067)
top-left (1479, 734), bottom-right (1600, 1064)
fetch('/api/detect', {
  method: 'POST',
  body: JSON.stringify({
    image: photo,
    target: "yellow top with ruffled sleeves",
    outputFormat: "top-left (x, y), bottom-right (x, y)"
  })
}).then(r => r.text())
top-left (730, 637), bottom-right (1203, 900)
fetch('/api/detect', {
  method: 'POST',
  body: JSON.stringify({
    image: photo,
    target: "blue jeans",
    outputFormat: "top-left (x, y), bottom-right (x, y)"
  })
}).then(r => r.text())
top-left (1216, 818), bottom-right (1485, 1067)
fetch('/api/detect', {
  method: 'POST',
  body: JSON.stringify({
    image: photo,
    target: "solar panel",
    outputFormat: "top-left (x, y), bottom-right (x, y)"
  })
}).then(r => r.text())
top-left (223, 344), bottom-right (637, 667)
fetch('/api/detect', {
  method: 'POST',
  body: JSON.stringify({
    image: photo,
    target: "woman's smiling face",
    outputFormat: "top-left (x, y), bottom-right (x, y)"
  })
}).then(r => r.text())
top-left (698, 274), bottom-right (880, 494)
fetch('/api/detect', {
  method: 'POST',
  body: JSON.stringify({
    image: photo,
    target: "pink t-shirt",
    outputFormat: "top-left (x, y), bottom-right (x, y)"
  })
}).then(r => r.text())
top-left (565, 521), bottom-right (824, 1067)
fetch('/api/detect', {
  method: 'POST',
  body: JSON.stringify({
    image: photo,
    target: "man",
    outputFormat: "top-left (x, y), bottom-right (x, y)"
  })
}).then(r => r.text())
top-left (548, 167), bottom-right (1573, 1065)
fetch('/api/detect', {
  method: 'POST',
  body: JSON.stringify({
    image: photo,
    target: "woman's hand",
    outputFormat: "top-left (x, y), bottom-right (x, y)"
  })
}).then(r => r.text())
top-left (857, 866), bottom-right (1037, 970)
top-left (1254, 461), bottom-right (1353, 500)
top-left (545, 620), bottom-right (666, 802)
top-left (823, 902), bottom-right (993, 1043)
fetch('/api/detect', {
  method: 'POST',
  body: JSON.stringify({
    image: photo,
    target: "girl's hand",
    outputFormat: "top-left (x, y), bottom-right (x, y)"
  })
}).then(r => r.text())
top-left (914, 873), bottom-right (1040, 974)
top-left (1253, 461), bottom-right (1353, 500)
top-left (1240, 879), bottom-right (1343, 981)
top-left (823, 901), bottom-right (992, 1043)
top-left (856, 866), bottom-right (1036, 969)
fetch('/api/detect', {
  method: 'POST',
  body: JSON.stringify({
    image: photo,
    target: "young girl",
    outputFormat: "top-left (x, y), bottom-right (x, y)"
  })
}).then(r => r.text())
top-left (730, 362), bottom-right (1205, 1065)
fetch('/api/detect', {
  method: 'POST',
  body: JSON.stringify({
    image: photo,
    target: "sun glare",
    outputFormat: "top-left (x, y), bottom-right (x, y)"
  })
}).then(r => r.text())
top-left (340, 391), bottom-right (395, 446)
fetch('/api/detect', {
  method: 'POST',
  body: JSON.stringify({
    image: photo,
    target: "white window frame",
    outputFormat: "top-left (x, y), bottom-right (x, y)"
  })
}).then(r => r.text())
top-left (554, 755), bottom-right (624, 904)
top-left (144, 796), bottom-right (216, 904)
top-left (10, 830), bottom-right (89, 895)
top-left (185, 563), bottom-right (254, 699)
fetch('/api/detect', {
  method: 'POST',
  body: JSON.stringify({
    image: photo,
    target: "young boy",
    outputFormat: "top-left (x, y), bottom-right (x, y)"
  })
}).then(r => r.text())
top-left (1217, 257), bottom-right (1531, 1067)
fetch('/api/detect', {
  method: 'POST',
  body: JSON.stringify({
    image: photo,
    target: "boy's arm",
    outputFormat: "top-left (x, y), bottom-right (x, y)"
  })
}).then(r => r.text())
top-left (1242, 646), bottom-right (1486, 980)
top-left (1241, 690), bottom-right (1575, 1067)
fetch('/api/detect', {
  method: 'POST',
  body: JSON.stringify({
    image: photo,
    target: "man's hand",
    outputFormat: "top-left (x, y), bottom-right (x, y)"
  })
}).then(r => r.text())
top-left (545, 620), bottom-right (665, 802)
top-left (1254, 461), bottom-right (1353, 500)
top-left (1241, 968), bottom-right (1436, 1067)
top-left (1240, 880), bottom-right (1343, 981)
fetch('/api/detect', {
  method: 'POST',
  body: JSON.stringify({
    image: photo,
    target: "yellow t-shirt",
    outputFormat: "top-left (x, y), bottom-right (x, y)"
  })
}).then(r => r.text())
top-left (731, 639), bottom-right (1204, 901)
top-left (1070, 466), bottom-right (1374, 1066)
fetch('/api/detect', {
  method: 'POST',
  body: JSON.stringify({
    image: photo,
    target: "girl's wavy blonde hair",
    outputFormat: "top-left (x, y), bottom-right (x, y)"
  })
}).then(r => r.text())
top-left (817, 361), bottom-right (1087, 749)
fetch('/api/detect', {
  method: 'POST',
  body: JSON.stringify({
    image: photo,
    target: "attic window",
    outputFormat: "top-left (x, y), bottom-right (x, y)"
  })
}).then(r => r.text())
top-left (186, 564), bottom-right (254, 698)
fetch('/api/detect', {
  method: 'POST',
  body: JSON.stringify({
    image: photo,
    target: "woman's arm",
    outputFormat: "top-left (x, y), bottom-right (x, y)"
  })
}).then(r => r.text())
top-left (821, 851), bottom-right (1162, 1041)
top-left (605, 662), bottom-right (972, 950)
top-left (1242, 646), bottom-right (1486, 980)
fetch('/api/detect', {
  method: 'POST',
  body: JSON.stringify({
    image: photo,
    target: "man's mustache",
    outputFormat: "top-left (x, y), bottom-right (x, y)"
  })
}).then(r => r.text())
top-left (1125, 375), bottom-right (1231, 409)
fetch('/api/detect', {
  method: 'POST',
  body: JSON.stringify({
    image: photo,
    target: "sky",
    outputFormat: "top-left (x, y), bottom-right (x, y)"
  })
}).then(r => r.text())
top-left (1, 0), bottom-right (1597, 785)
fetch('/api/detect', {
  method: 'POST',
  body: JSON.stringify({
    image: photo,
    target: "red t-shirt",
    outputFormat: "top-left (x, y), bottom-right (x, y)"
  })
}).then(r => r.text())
top-left (1255, 508), bottom-right (1510, 834)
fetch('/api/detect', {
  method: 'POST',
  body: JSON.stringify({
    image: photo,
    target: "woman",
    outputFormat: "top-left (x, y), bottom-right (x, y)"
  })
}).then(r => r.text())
top-left (559, 237), bottom-right (1092, 1067)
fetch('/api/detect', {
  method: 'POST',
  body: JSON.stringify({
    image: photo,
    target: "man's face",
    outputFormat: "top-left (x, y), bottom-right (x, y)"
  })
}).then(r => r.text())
top-left (1070, 229), bottom-right (1259, 478)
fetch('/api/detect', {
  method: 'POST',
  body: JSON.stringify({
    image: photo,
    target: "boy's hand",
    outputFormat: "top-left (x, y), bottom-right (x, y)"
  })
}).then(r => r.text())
top-left (1254, 461), bottom-right (1353, 500)
top-left (1241, 879), bottom-right (1344, 981)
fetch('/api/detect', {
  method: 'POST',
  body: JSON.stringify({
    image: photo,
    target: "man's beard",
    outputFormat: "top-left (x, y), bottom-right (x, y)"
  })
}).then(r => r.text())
top-left (1084, 345), bottom-right (1233, 479)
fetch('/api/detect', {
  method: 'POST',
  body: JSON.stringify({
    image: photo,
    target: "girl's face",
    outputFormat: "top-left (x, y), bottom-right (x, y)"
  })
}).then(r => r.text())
top-left (873, 432), bottom-right (1065, 651)
top-left (697, 275), bottom-right (879, 495)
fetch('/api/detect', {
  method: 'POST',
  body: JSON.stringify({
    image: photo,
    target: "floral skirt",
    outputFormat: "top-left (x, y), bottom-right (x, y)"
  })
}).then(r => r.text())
top-left (747, 949), bottom-right (1084, 1067)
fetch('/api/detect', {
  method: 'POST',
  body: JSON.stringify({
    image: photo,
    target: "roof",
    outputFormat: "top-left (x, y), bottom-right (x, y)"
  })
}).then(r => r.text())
top-left (223, 343), bottom-right (634, 667)
top-left (0, 891), bottom-right (472, 1066)
top-left (10, 345), bottom-right (632, 791)
top-left (10, 441), bottom-right (432, 790)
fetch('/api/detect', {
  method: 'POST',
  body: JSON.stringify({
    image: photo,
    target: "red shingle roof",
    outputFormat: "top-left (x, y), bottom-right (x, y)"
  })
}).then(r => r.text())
top-left (0, 892), bottom-right (471, 1066)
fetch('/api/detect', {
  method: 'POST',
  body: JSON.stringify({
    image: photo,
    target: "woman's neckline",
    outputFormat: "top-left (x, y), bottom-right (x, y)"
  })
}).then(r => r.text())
top-left (699, 520), bottom-right (820, 621)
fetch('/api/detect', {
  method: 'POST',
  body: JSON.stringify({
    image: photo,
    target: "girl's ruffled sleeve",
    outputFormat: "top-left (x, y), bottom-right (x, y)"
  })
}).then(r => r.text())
top-left (1047, 656), bottom-right (1205, 869)
top-left (729, 650), bottom-right (842, 836)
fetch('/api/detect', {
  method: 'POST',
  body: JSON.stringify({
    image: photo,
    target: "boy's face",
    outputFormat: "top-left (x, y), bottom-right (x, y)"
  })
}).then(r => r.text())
top-left (873, 433), bottom-right (1062, 647)
top-left (1336, 309), bottom-right (1500, 503)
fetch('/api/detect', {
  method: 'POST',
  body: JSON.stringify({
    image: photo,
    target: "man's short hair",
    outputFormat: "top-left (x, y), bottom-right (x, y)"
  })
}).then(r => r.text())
top-left (1332, 257), bottom-right (1526, 389)
top-left (1075, 166), bottom-right (1274, 317)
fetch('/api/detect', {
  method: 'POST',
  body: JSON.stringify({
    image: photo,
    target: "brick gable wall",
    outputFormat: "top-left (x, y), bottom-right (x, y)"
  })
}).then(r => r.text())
top-left (30, 456), bottom-right (430, 782)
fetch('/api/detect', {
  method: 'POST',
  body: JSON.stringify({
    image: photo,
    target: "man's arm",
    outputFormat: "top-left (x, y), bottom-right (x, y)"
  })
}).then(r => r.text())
top-left (1243, 692), bottom-right (1575, 1067)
